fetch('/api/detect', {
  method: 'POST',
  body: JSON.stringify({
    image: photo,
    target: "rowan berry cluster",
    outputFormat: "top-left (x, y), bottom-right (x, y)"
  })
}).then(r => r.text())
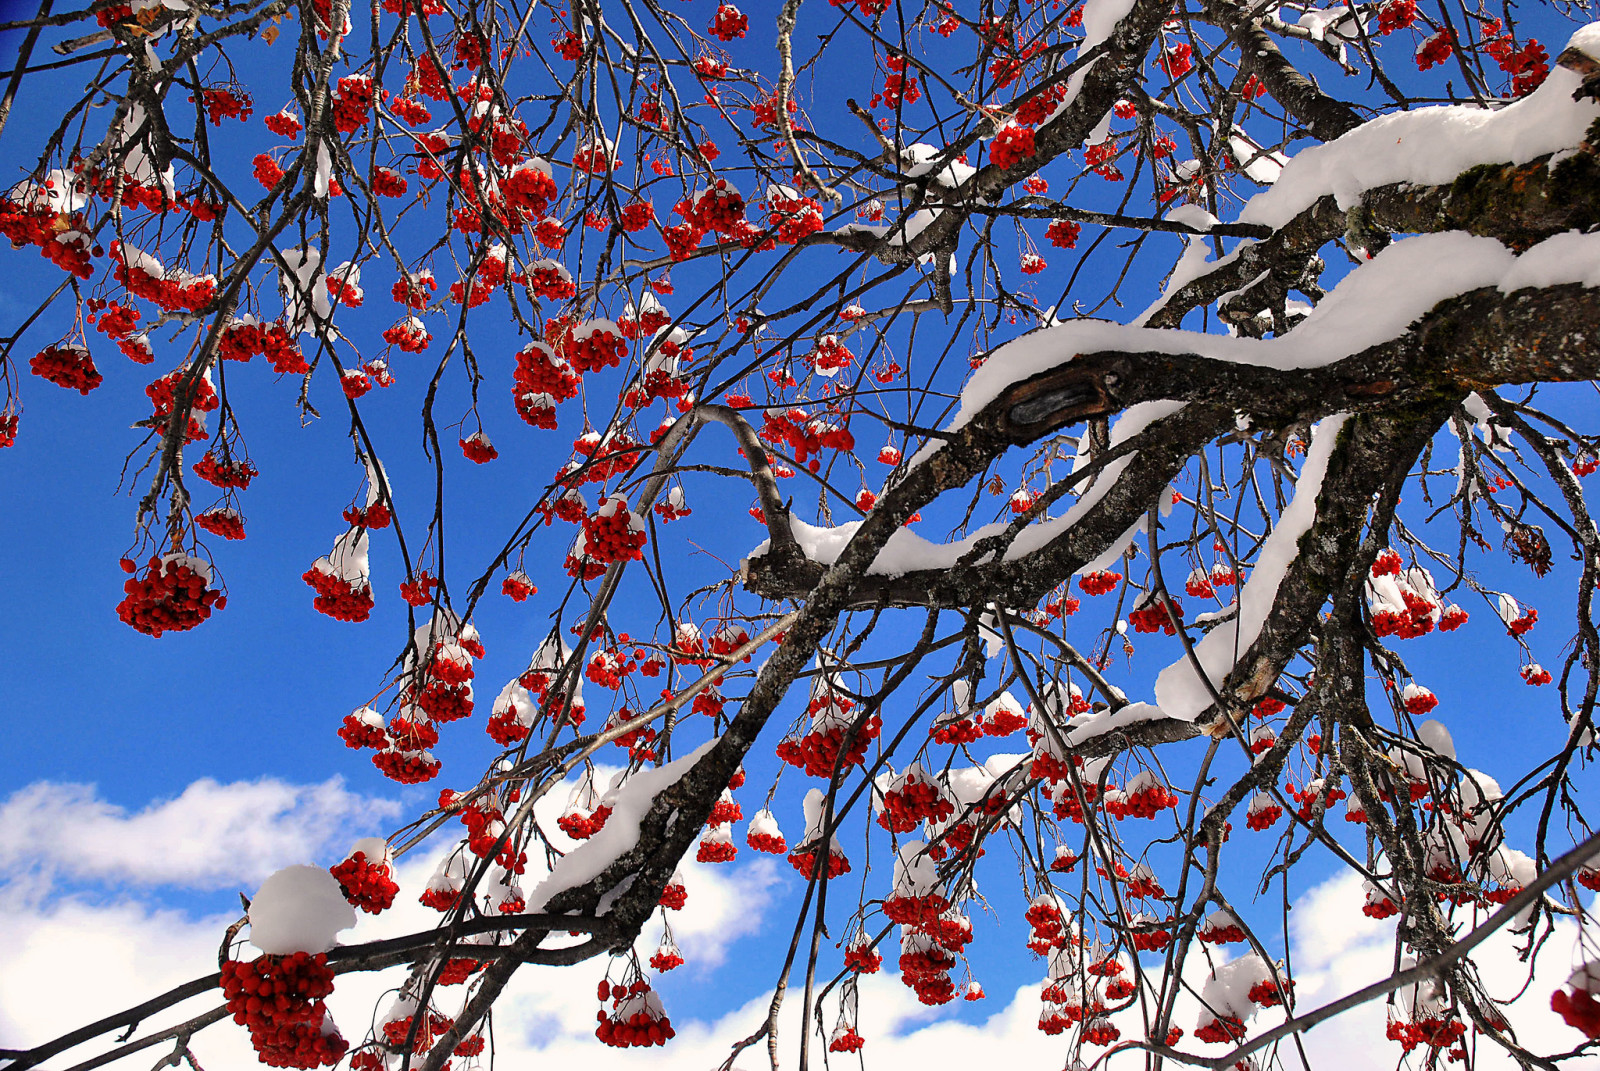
top-left (595, 980), bottom-right (675, 1047)
top-left (581, 498), bottom-right (647, 564)
top-left (775, 714), bottom-right (882, 778)
top-left (117, 555), bottom-right (224, 636)
top-left (331, 75), bottom-right (373, 134)
top-left (988, 124), bottom-right (1035, 169)
top-left (30, 344), bottom-right (102, 394)
top-left (219, 952), bottom-right (346, 1069)
top-left (877, 775), bottom-right (954, 833)
top-left (1075, 566), bottom-right (1126, 592)
top-left (1128, 596), bottom-right (1182, 634)
top-left (787, 842), bottom-right (851, 881)
top-left (195, 508), bottom-right (247, 541)
top-left (500, 571), bottom-right (536, 601)
top-left (565, 322), bottom-right (626, 374)
top-left (329, 851), bottom-right (398, 913)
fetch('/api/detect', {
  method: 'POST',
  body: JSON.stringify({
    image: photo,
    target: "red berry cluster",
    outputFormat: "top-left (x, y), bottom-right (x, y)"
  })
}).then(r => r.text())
top-left (502, 160), bottom-right (558, 221)
top-left (1375, 0), bottom-right (1415, 33)
top-left (619, 201), bottom-right (656, 233)
top-left (380, 317), bottom-right (430, 353)
top-left (1128, 596), bottom-right (1183, 634)
top-left (512, 341), bottom-right (580, 428)
top-left (252, 322), bottom-right (306, 373)
top-left (1387, 1013), bottom-right (1466, 1052)
top-left (117, 555), bottom-right (224, 636)
top-left (436, 957), bottom-right (482, 985)
top-left (500, 570), bottom-right (536, 601)
top-left (331, 74), bottom-right (373, 134)
top-left (622, 368), bottom-right (689, 409)
top-left (526, 261), bottom-right (577, 300)
top-left (658, 879), bottom-right (687, 910)
top-left (696, 831), bottom-right (738, 862)
top-left (897, 943), bottom-right (956, 1005)
top-left (330, 851), bottom-right (398, 913)
top-left (1199, 919), bottom-right (1247, 944)
top-left (828, 1026), bottom-right (865, 1053)
top-left (30, 344), bottom-right (102, 394)
top-left (264, 109), bottom-right (302, 137)
top-left (877, 778), bottom-right (954, 833)
top-left (458, 432), bottom-right (497, 464)
top-left (649, 946), bottom-right (684, 972)
top-left (198, 87), bottom-right (252, 125)
top-left (1194, 1014), bottom-right (1247, 1044)
top-left (564, 323), bottom-right (626, 374)
top-left (146, 368), bottom-right (220, 442)
top-left (776, 715), bottom-right (882, 778)
top-left (372, 748), bottom-right (440, 784)
top-left (110, 243), bottom-right (216, 311)
top-left (1130, 925), bottom-right (1172, 951)
top-left (581, 500), bottom-right (647, 564)
top-left (1553, 980), bottom-right (1600, 1039)
top-left (1416, 29), bottom-right (1455, 71)
top-left (843, 938), bottom-right (881, 974)
top-left (1157, 42), bottom-right (1193, 78)
top-left (585, 647), bottom-right (636, 688)
top-left (988, 124), bottom-right (1035, 170)
top-left (381, 1011), bottom-right (455, 1056)
top-left (594, 980), bottom-right (675, 1048)
top-left (1246, 797), bottom-right (1283, 830)
top-left (787, 843), bottom-right (850, 881)
top-left (88, 298), bottom-right (140, 339)
top-left (759, 407), bottom-right (855, 471)
top-left (1107, 779), bottom-right (1180, 819)
top-left (337, 710), bottom-right (386, 750)
top-left (1049, 216), bottom-right (1088, 249)
top-left (219, 952), bottom-right (347, 1069)
top-left (365, 165), bottom-right (407, 198)
top-left (747, 829), bottom-right (786, 854)
top-left (882, 891), bottom-right (950, 927)
top-left (391, 273), bottom-right (437, 311)
top-left (191, 453), bottom-right (257, 490)
top-left (301, 569), bottom-right (374, 622)
top-left (685, 179), bottom-right (747, 237)
top-left (195, 508), bottom-right (247, 541)
top-left (709, 3), bottom-right (747, 40)
top-left (1077, 570), bottom-right (1122, 596)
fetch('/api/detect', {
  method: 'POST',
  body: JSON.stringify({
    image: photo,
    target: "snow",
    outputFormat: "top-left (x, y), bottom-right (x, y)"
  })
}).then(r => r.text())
top-left (344, 836), bottom-right (388, 864)
top-left (1240, 26), bottom-right (1600, 230)
top-left (313, 140), bottom-right (334, 200)
top-left (526, 739), bottom-right (716, 913)
top-left (1154, 413), bottom-right (1347, 722)
top-left (1416, 719), bottom-right (1456, 760)
top-left (280, 245), bottom-right (332, 330)
top-left (310, 527), bottom-right (368, 584)
top-left (1201, 953), bottom-right (1274, 1020)
top-left (1227, 128), bottom-right (1288, 184)
top-left (747, 809), bottom-right (782, 840)
top-left (900, 143), bottom-right (976, 187)
top-left (749, 400), bottom-right (1181, 578)
top-left (1079, 0), bottom-right (1136, 56)
top-left (248, 864), bottom-right (357, 954)
top-left (1063, 701), bottom-right (1166, 745)
top-left (892, 841), bottom-right (941, 896)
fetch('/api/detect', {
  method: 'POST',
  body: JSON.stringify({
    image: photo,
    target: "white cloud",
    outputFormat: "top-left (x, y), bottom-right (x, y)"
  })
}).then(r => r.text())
top-left (0, 778), bottom-right (398, 890)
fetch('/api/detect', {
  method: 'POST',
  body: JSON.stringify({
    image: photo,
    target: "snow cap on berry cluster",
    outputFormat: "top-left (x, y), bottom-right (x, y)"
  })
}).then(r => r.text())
top-left (891, 841), bottom-right (942, 898)
top-left (249, 865), bottom-right (358, 954)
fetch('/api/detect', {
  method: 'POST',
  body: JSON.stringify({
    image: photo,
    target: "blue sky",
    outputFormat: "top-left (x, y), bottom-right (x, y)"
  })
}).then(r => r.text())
top-left (1, 1), bottom-right (1598, 1066)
